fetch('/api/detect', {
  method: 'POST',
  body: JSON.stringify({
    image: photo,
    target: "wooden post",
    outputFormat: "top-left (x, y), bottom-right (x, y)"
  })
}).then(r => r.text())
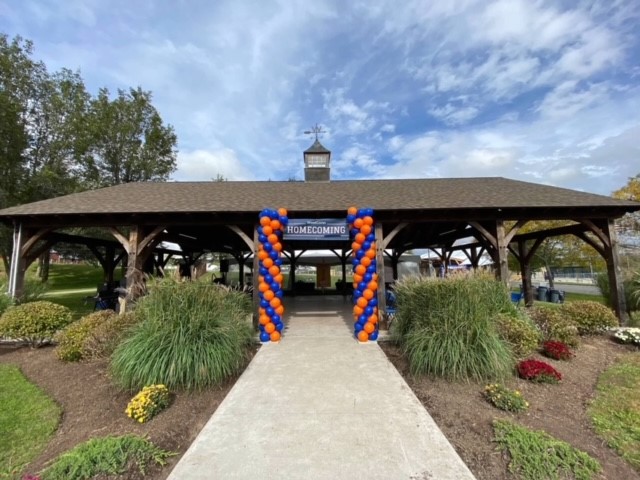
top-left (517, 240), bottom-right (534, 306)
top-left (105, 245), bottom-right (115, 283)
top-left (495, 220), bottom-right (510, 287)
top-left (375, 223), bottom-right (386, 322)
top-left (252, 226), bottom-right (260, 329)
top-left (603, 219), bottom-right (628, 324)
top-left (8, 223), bottom-right (27, 299)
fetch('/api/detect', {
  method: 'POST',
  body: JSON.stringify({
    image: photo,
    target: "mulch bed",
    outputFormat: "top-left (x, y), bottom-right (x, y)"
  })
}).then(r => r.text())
top-left (0, 345), bottom-right (254, 479)
top-left (381, 336), bottom-right (640, 480)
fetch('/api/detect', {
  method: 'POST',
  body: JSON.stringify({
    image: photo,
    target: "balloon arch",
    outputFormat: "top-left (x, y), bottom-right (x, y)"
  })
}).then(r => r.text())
top-left (256, 207), bottom-right (379, 344)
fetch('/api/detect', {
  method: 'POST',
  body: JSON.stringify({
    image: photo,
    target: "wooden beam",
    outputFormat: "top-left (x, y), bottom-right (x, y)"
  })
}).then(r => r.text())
top-left (602, 219), bottom-right (628, 324)
top-left (505, 220), bottom-right (528, 244)
top-left (20, 228), bottom-right (51, 258)
top-left (518, 240), bottom-right (534, 306)
top-left (138, 225), bottom-right (166, 254)
top-left (109, 227), bottom-right (130, 253)
top-left (228, 225), bottom-right (254, 250)
top-left (495, 221), bottom-right (510, 286)
top-left (580, 219), bottom-right (610, 249)
top-left (375, 223), bottom-right (386, 325)
top-left (382, 222), bottom-right (409, 248)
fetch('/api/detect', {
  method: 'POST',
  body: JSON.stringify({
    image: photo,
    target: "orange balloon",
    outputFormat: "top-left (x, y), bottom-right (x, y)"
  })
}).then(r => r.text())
top-left (367, 281), bottom-right (378, 291)
top-left (270, 219), bottom-right (281, 230)
top-left (353, 274), bottom-right (363, 283)
top-left (270, 331), bottom-right (281, 342)
top-left (352, 282), bottom-right (359, 289)
top-left (263, 258), bottom-right (274, 268)
top-left (365, 249), bottom-right (376, 259)
top-left (260, 216), bottom-right (271, 227)
top-left (372, 273), bottom-right (378, 281)
top-left (262, 225), bottom-right (273, 236)
top-left (364, 322), bottom-right (375, 334)
top-left (259, 307), bottom-right (266, 315)
top-left (259, 315), bottom-right (270, 325)
top-left (270, 297), bottom-right (281, 308)
top-left (354, 233), bottom-right (365, 244)
top-left (275, 274), bottom-right (284, 284)
top-left (278, 207), bottom-right (288, 217)
top-left (267, 234), bottom-right (277, 244)
top-left (258, 250), bottom-right (269, 260)
top-left (363, 289), bottom-right (374, 300)
top-left (273, 242), bottom-right (283, 252)
top-left (355, 265), bottom-right (366, 275)
top-left (351, 242), bottom-right (361, 252)
top-left (276, 305), bottom-right (285, 315)
top-left (363, 216), bottom-right (373, 226)
top-left (348, 206), bottom-right (358, 216)
top-left (357, 331), bottom-right (369, 342)
top-left (368, 314), bottom-right (378, 324)
top-left (357, 297), bottom-right (368, 308)
top-left (263, 290), bottom-right (275, 301)
top-left (259, 282), bottom-right (269, 292)
top-left (265, 322), bottom-right (276, 333)
top-left (360, 224), bottom-right (372, 236)
top-left (258, 275), bottom-right (265, 283)
top-left (353, 218), bottom-right (364, 228)
top-left (360, 256), bottom-right (371, 267)
top-left (269, 265), bottom-right (280, 276)
top-left (353, 305), bottom-right (364, 316)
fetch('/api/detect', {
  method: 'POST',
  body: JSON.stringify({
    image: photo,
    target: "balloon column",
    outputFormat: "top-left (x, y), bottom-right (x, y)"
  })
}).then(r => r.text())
top-left (347, 207), bottom-right (379, 342)
top-left (257, 208), bottom-right (288, 343)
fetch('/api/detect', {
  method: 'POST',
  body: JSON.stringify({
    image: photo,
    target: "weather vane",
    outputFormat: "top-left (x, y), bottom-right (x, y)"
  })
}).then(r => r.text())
top-left (303, 123), bottom-right (325, 141)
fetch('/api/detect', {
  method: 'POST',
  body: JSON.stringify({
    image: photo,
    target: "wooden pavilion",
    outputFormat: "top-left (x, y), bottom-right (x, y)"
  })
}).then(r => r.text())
top-left (1, 141), bottom-right (638, 323)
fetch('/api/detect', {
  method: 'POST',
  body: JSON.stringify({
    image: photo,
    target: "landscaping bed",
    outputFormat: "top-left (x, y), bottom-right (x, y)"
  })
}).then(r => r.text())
top-left (0, 344), bottom-right (254, 479)
top-left (381, 336), bottom-right (640, 480)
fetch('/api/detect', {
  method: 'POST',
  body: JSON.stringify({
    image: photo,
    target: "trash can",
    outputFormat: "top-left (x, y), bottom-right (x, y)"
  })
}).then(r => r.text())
top-left (548, 289), bottom-right (560, 303)
top-left (558, 290), bottom-right (565, 304)
top-left (537, 286), bottom-right (548, 301)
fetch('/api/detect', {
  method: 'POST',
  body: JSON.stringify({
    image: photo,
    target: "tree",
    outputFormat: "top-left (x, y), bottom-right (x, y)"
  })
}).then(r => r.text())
top-left (83, 87), bottom-right (177, 187)
top-left (613, 174), bottom-right (640, 247)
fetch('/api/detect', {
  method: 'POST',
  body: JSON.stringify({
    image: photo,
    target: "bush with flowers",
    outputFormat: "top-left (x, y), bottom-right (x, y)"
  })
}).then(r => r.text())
top-left (125, 385), bottom-right (170, 423)
top-left (542, 340), bottom-right (574, 360)
top-left (610, 327), bottom-right (640, 346)
top-left (483, 383), bottom-right (529, 412)
top-left (518, 359), bottom-right (562, 383)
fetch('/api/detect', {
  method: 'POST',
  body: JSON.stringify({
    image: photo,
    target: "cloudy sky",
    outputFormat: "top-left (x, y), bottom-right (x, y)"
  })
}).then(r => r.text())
top-left (1, 0), bottom-right (639, 195)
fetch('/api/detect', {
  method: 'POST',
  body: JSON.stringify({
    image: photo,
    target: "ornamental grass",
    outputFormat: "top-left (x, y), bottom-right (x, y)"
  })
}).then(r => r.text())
top-left (394, 271), bottom-right (515, 381)
top-left (110, 279), bottom-right (253, 391)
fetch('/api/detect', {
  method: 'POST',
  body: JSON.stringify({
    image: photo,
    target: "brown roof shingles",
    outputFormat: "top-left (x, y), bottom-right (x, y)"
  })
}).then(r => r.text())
top-left (0, 177), bottom-right (638, 217)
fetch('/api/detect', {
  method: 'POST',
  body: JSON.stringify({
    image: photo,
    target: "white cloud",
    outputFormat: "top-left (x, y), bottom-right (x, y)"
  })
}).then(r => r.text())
top-left (175, 149), bottom-right (253, 181)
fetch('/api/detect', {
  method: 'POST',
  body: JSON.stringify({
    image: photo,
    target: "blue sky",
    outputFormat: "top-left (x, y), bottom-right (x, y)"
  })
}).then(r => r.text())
top-left (1, 0), bottom-right (639, 195)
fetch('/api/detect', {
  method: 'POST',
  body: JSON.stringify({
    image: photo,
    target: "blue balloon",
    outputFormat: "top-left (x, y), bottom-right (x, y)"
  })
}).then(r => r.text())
top-left (260, 332), bottom-right (270, 342)
top-left (366, 233), bottom-right (375, 242)
top-left (368, 208), bottom-right (375, 216)
top-left (350, 228), bottom-right (359, 237)
top-left (353, 290), bottom-right (362, 299)
top-left (356, 250), bottom-right (365, 259)
top-left (258, 234), bottom-right (267, 243)
top-left (270, 282), bottom-right (280, 292)
top-left (370, 330), bottom-right (379, 341)
top-left (346, 214), bottom-right (356, 223)
top-left (259, 324), bottom-right (265, 332)
top-left (358, 314), bottom-right (367, 323)
top-left (269, 250), bottom-right (279, 260)
top-left (358, 281), bottom-right (366, 290)
top-left (364, 273), bottom-right (373, 282)
top-left (272, 314), bottom-right (281, 323)
top-left (354, 322), bottom-right (363, 332)
top-left (357, 209), bottom-right (365, 217)
top-left (270, 209), bottom-right (278, 219)
top-left (363, 241), bottom-right (371, 251)
top-left (258, 266), bottom-right (267, 275)
top-left (275, 322), bottom-right (283, 332)
top-left (370, 298), bottom-right (378, 307)
top-left (263, 242), bottom-right (273, 252)
top-left (366, 265), bottom-right (376, 274)
top-left (279, 215), bottom-right (288, 226)
top-left (276, 290), bottom-right (283, 298)
top-left (365, 306), bottom-right (374, 316)
top-left (266, 306), bottom-right (275, 316)
top-left (351, 258), bottom-right (359, 266)
top-left (264, 273), bottom-right (273, 284)
top-left (260, 299), bottom-right (269, 308)
top-left (275, 258), bottom-right (283, 266)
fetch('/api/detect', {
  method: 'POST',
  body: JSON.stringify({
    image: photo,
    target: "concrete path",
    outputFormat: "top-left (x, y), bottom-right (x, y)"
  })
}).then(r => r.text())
top-left (167, 296), bottom-right (476, 480)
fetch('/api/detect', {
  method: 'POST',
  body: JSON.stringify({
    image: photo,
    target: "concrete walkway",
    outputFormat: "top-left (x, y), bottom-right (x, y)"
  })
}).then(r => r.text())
top-left (167, 296), bottom-right (476, 480)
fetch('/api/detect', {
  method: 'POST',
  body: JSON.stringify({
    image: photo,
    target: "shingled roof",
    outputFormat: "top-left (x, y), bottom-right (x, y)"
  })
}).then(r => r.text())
top-left (0, 177), bottom-right (637, 218)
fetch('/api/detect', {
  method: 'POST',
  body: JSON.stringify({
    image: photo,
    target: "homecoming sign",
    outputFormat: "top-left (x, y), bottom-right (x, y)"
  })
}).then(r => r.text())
top-left (284, 219), bottom-right (349, 241)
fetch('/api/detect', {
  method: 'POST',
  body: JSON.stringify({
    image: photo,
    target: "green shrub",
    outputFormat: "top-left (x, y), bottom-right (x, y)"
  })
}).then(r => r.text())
top-left (0, 292), bottom-right (12, 316)
top-left (83, 311), bottom-right (137, 359)
top-left (394, 272), bottom-right (515, 381)
top-left (560, 301), bottom-right (618, 334)
top-left (495, 313), bottom-right (541, 358)
top-left (526, 305), bottom-right (580, 347)
top-left (596, 272), bottom-right (637, 314)
top-left (14, 278), bottom-right (49, 305)
top-left (54, 310), bottom-right (116, 362)
top-left (110, 280), bottom-right (253, 391)
top-left (0, 301), bottom-right (73, 346)
top-left (41, 435), bottom-right (173, 480)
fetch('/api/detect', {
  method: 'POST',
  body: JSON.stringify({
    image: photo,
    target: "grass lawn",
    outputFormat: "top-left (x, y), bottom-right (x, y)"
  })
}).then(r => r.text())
top-left (563, 291), bottom-right (606, 304)
top-left (0, 364), bottom-right (61, 479)
top-left (589, 352), bottom-right (640, 471)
